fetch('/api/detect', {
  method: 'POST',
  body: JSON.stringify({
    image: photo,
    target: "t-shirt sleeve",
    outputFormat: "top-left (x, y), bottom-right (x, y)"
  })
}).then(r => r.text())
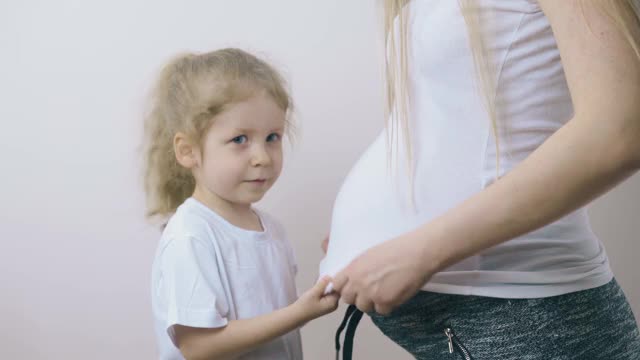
top-left (160, 235), bottom-right (229, 346)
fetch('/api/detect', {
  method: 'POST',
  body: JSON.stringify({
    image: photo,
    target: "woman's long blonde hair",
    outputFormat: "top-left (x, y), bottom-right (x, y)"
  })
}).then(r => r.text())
top-left (383, 0), bottom-right (640, 180)
top-left (142, 48), bottom-right (293, 220)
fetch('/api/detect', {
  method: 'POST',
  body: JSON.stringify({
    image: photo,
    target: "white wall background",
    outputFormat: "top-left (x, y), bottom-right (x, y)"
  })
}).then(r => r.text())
top-left (1, 1), bottom-right (637, 359)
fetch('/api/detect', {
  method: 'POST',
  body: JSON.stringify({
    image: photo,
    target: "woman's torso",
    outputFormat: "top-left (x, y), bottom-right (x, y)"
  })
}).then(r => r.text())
top-left (320, 0), bottom-right (612, 298)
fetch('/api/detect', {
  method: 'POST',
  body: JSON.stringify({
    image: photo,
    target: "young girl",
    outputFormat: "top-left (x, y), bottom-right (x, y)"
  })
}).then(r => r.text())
top-left (144, 48), bottom-right (339, 360)
top-left (323, 1), bottom-right (640, 359)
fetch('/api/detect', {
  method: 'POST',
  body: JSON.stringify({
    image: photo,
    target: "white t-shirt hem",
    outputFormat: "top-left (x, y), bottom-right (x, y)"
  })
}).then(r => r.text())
top-left (423, 271), bottom-right (614, 299)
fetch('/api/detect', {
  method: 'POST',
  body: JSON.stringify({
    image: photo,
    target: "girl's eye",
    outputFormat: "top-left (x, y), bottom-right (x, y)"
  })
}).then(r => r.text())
top-left (232, 135), bottom-right (248, 144)
top-left (266, 133), bottom-right (281, 142)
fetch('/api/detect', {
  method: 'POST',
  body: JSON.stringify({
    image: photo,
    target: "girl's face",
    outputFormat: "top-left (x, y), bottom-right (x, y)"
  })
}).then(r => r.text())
top-left (193, 92), bottom-right (285, 209)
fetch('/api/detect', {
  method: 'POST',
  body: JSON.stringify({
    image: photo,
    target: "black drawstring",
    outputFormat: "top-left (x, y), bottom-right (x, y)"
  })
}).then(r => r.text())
top-left (343, 307), bottom-right (363, 359)
top-left (335, 305), bottom-right (357, 354)
top-left (335, 305), bottom-right (363, 360)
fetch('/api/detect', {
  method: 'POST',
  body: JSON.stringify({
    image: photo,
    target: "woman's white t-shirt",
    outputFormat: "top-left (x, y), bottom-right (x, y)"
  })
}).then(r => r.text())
top-left (151, 198), bottom-right (302, 359)
top-left (320, 0), bottom-right (612, 298)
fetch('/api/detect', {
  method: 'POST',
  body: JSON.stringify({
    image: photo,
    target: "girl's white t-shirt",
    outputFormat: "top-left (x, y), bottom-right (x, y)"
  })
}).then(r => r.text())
top-left (319, 0), bottom-right (613, 298)
top-left (151, 198), bottom-right (302, 360)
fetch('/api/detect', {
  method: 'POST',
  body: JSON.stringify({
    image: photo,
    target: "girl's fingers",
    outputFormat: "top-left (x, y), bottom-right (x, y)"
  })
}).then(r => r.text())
top-left (314, 276), bottom-right (332, 296)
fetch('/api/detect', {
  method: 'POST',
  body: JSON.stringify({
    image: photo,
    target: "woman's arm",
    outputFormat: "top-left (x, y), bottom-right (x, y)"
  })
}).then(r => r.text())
top-left (333, 0), bottom-right (640, 315)
top-left (424, 0), bottom-right (640, 276)
top-left (175, 277), bottom-right (338, 360)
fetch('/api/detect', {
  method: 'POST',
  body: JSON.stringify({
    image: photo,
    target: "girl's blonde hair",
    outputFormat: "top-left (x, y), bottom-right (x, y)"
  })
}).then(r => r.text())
top-left (383, 0), bottom-right (640, 180)
top-left (142, 48), bottom-right (293, 220)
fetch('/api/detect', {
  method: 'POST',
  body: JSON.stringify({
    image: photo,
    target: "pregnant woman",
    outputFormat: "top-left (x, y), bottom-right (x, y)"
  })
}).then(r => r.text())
top-left (321, 1), bottom-right (640, 359)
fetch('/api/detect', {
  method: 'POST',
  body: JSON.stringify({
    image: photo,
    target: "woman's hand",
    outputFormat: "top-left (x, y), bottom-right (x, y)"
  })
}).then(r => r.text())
top-left (332, 231), bottom-right (436, 315)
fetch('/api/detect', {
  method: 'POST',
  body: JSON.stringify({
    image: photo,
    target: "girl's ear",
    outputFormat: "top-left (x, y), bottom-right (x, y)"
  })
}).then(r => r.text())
top-left (174, 132), bottom-right (198, 169)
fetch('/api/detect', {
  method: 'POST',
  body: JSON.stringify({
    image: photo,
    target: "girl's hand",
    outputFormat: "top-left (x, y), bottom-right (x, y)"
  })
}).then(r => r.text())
top-left (295, 276), bottom-right (339, 321)
top-left (332, 231), bottom-right (435, 315)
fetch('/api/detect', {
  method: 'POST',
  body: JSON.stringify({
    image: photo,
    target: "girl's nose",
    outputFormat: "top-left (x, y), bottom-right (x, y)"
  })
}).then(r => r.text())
top-left (250, 145), bottom-right (271, 167)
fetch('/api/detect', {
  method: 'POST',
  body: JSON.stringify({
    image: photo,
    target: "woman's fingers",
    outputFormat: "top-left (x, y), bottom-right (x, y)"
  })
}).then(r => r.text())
top-left (341, 285), bottom-right (356, 305)
top-left (334, 269), bottom-right (379, 313)
top-left (355, 295), bottom-right (374, 314)
top-left (332, 271), bottom-right (348, 293)
top-left (333, 270), bottom-right (354, 304)
top-left (374, 303), bottom-right (393, 316)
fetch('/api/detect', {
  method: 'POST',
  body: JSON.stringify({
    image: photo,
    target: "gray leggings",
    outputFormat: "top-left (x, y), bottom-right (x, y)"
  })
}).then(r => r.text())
top-left (369, 279), bottom-right (640, 359)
